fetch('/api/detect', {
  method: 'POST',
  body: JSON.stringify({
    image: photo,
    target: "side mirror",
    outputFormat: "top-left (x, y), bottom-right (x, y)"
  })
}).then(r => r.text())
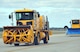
top-left (9, 15), bottom-right (12, 19)
top-left (38, 14), bottom-right (40, 17)
top-left (9, 12), bottom-right (14, 26)
top-left (70, 21), bottom-right (71, 24)
top-left (37, 12), bottom-right (40, 17)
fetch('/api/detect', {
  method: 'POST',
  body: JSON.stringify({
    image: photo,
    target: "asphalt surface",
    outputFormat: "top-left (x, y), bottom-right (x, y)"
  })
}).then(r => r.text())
top-left (0, 33), bottom-right (80, 52)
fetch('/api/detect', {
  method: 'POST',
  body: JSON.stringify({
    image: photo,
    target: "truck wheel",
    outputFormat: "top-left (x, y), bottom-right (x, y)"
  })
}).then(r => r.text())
top-left (33, 33), bottom-right (40, 45)
top-left (14, 43), bottom-right (19, 46)
top-left (43, 32), bottom-right (49, 44)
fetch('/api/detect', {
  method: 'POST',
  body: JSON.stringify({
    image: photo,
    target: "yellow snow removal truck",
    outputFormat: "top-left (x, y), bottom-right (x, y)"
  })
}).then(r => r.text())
top-left (3, 8), bottom-right (52, 46)
top-left (67, 19), bottom-right (80, 35)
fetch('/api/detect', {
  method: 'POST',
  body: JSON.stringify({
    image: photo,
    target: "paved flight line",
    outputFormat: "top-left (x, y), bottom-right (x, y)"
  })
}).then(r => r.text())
top-left (7, 38), bottom-right (80, 52)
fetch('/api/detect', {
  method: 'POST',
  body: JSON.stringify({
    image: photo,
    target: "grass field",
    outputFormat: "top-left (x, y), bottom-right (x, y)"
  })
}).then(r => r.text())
top-left (53, 30), bottom-right (66, 34)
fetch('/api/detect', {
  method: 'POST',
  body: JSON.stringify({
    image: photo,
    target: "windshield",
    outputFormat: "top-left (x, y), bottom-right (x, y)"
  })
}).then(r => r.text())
top-left (72, 20), bottom-right (79, 24)
top-left (16, 12), bottom-right (33, 20)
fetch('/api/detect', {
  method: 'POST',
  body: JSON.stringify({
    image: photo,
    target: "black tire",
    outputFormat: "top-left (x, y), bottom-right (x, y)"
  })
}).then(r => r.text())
top-left (48, 33), bottom-right (49, 40)
top-left (64, 26), bottom-right (68, 29)
top-left (33, 33), bottom-right (40, 45)
top-left (14, 43), bottom-right (19, 46)
top-left (43, 32), bottom-right (49, 44)
top-left (34, 37), bottom-right (39, 45)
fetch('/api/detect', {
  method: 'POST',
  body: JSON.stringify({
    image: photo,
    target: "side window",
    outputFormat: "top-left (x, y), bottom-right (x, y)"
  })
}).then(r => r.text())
top-left (19, 13), bottom-right (21, 18)
top-left (16, 13), bottom-right (19, 20)
top-left (16, 13), bottom-right (21, 20)
top-left (72, 20), bottom-right (79, 24)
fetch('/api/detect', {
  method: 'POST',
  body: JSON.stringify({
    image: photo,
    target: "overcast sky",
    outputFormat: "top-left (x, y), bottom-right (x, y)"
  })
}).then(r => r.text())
top-left (0, 0), bottom-right (80, 28)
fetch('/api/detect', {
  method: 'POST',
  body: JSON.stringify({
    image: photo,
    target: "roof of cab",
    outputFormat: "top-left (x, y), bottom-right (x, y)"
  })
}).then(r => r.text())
top-left (72, 19), bottom-right (80, 21)
top-left (15, 8), bottom-right (35, 12)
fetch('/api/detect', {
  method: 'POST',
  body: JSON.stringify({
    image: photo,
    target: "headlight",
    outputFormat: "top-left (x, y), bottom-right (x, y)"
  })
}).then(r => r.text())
top-left (17, 22), bottom-right (23, 25)
top-left (26, 22), bottom-right (32, 25)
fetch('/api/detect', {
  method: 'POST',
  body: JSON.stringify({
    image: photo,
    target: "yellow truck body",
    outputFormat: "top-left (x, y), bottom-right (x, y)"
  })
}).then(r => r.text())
top-left (3, 8), bottom-right (52, 46)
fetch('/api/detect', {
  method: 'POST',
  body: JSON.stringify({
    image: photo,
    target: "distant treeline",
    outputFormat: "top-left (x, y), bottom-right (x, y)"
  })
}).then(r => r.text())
top-left (50, 27), bottom-right (66, 31)
top-left (0, 27), bottom-right (66, 31)
top-left (0, 28), bottom-right (3, 31)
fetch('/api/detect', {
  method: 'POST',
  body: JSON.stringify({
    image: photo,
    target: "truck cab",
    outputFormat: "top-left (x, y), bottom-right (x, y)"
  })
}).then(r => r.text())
top-left (71, 19), bottom-right (80, 28)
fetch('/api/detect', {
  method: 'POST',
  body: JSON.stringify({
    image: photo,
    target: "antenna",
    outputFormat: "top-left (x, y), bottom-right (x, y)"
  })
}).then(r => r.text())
top-left (46, 16), bottom-right (48, 22)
